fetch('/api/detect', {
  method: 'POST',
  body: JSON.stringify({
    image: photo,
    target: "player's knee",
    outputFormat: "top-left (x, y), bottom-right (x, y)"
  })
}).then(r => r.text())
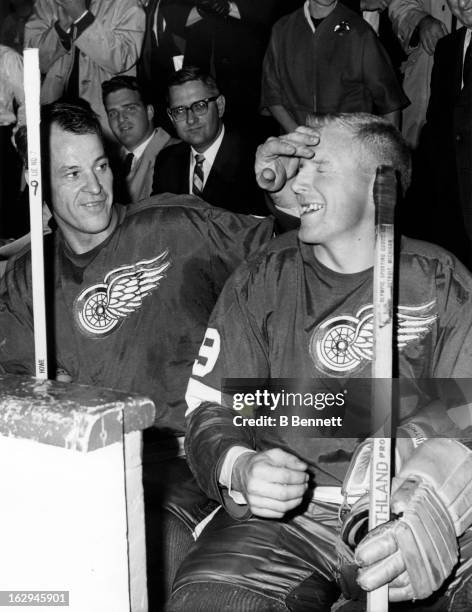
top-left (167, 582), bottom-right (288, 612)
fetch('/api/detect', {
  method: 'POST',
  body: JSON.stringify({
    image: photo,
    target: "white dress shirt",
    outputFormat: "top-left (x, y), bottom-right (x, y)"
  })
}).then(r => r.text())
top-left (124, 129), bottom-right (156, 173)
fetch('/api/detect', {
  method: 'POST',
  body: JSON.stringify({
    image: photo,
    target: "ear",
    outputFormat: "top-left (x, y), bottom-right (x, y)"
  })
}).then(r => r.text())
top-left (216, 94), bottom-right (225, 118)
top-left (146, 104), bottom-right (154, 123)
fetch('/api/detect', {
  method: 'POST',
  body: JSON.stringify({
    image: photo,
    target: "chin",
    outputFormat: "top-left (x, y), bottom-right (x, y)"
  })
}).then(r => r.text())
top-left (186, 136), bottom-right (205, 148)
top-left (298, 227), bottom-right (320, 245)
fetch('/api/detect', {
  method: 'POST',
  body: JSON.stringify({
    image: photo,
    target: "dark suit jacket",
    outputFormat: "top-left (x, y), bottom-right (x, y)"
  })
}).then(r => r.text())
top-left (137, 0), bottom-right (190, 129)
top-left (151, 128), bottom-right (267, 215)
top-left (417, 27), bottom-right (472, 265)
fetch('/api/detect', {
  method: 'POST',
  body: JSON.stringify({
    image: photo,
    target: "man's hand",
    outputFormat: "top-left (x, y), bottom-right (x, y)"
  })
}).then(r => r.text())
top-left (418, 15), bottom-right (448, 55)
top-left (355, 477), bottom-right (458, 601)
top-left (231, 448), bottom-right (309, 518)
top-left (354, 439), bottom-right (472, 602)
top-left (255, 127), bottom-right (319, 218)
top-left (255, 127), bottom-right (319, 193)
top-left (56, 0), bottom-right (88, 23)
top-left (0, 111), bottom-right (17, 127)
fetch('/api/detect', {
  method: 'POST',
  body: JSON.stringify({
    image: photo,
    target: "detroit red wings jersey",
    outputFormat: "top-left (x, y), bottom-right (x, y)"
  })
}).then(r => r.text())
top-left (185, 232), bottom-right (472, 500)
top-left (0, 195), bottom-right (274, 434)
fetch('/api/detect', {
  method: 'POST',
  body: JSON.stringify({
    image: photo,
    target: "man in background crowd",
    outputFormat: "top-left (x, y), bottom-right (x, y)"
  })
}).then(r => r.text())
top-left (261, 0), bottom-right (409, 132)
top-left (102, 75), bottom-right (177, 204)
top-left (389, 0), bottom-right (453, 146)
top-left (25, 0), bottom-right (145, 139)
top-left (152, 66), bottom-right (267, 215)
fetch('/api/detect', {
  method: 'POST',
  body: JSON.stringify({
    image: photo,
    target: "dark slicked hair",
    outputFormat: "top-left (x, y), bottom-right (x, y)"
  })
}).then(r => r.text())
top-left (16, 101), bottom-right (105, 201)
top-left (101, 75), bottom-right (149, 107)
top-left (306, 113), bottom-right (412, 193)
top-left (167, 66), bottom-right (220, 102)
top-left (42, 99), bottom-right (103, 139)
top-left (15, 101), bottom-right (102, 168)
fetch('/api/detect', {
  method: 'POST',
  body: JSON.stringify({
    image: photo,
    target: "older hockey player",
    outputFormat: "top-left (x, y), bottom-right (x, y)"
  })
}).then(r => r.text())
top-left (0, 100), bottom-right (279, 606)
top-left (170, 113), bottom-right (472, 611)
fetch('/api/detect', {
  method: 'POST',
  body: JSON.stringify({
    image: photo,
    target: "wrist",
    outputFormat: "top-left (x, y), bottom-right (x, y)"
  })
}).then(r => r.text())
top-left (231, 452), bottom-right (252, 493)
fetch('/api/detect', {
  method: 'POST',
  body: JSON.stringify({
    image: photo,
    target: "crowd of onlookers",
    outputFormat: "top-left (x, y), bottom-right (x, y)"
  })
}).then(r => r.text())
top-left (0, 0), bottom-right (471, 267)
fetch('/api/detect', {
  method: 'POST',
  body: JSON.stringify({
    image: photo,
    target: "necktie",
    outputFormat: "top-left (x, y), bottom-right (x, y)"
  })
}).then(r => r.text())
top-left (64, 0), bottom-right (91, 100)
top-left (65, 45), bottom-right (81, 100)
top-left (192, 154), bottom-right (205, 196)
top-left (463, 38), bottom-right (472, 89)
top-left (123, 153), bottom-right (134, 177)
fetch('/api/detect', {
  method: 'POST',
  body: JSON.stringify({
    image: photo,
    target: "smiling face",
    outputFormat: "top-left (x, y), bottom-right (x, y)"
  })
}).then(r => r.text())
top-left (291, 124), bottom-right (375, 266)
top-left (105, 88), bottom-right (154, 151)
top-left (49, 124), bottom-right (116, 254)
top-left (168, 80), bottom-right (224, 153)
top-left (447, 0), bottom-right (472, 27)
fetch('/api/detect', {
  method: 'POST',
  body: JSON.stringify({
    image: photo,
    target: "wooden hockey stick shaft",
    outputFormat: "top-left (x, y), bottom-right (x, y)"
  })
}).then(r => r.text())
top-left (367, 166), bottom-right (396, 612)
top-left (24, 49), bottom-right (48, 379)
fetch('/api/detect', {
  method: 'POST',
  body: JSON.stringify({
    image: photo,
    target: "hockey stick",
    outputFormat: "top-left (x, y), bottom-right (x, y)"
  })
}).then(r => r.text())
top-left (24, 49), bottom-right (48, 379)
top-left (367, 166), bottom-right (396, 612)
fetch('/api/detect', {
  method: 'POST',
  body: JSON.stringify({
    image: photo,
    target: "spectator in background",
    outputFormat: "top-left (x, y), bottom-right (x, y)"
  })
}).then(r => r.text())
top-left (0, 45), bottom-right (25, 239)
top-left (152, 66), bottom-right (267, 215)
top-left (409, 0), bottom-right (472, 268)
top-left (24, 0), bottom-right (145, 141)
top-left (261, 0), bottom-right (409, 132)
top-left (102, 76), bottom-right (178, 204)
top-left (360, 1), bottom-right (406, 82)
top-left (389, 0), bottom-right (453, 147)
top-left (137, 0), bottom-right (190, 131)
top-left (0, 44), bottom-right (24, 129)
top-left (0, 0), bottom-right (33, 53)
top-left (183, 0), bottom-right (279, 138)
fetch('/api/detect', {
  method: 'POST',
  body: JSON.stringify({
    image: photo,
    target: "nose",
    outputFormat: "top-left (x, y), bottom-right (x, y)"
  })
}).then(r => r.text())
top-left (291, 165), bottom-right (311, 195)
top-left (84, 171), bottom-right (102, 195)
top-left (117, 109), bottom-right (130, 125)
top-left (185, 107), bottom-right (197, 125)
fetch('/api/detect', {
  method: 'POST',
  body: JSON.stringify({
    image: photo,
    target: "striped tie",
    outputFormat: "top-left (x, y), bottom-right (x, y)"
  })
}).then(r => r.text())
top-left (192, 154), bottom-right (205, 196)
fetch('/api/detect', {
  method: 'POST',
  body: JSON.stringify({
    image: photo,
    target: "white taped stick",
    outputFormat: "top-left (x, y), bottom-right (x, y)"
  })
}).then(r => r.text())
top-left (368, 166), bottom-right (396, 612)
top-left (24, 49), bottom-right (48, 379)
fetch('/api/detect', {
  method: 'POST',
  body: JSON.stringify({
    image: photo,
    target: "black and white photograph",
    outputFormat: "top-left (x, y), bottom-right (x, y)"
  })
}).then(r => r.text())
top-left (1, 1), bottom-right (472, 611)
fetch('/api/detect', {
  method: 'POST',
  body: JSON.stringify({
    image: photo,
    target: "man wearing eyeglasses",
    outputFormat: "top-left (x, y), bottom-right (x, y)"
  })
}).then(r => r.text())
top-left (151, 66), bottom-right (267, 215)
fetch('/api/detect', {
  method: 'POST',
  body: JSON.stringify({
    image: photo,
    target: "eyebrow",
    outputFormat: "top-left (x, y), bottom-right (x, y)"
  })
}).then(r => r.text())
top-left (58, 155), bottom-right (108, 172)
top-left (300, 157), bottom-right (331, 168)
top-left (108, 102), bottom-right (140, 111)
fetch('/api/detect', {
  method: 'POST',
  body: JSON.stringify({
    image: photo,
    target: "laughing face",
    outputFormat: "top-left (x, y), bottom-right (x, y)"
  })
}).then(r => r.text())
top-left (291, 124), bottom-right (374, 261)
top-left (49, 124), bottom-right (116, 254)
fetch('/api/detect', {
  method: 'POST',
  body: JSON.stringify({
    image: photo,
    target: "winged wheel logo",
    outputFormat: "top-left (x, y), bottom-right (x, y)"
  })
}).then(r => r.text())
top-left (74, 251), bottom-right (171, 337)
top-left (310, 301), bottom-right (437, 375)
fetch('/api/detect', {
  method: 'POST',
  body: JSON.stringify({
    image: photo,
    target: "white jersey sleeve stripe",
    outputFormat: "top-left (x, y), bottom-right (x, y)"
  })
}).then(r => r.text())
top-left (185, 376), bottom-right (222, 416)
